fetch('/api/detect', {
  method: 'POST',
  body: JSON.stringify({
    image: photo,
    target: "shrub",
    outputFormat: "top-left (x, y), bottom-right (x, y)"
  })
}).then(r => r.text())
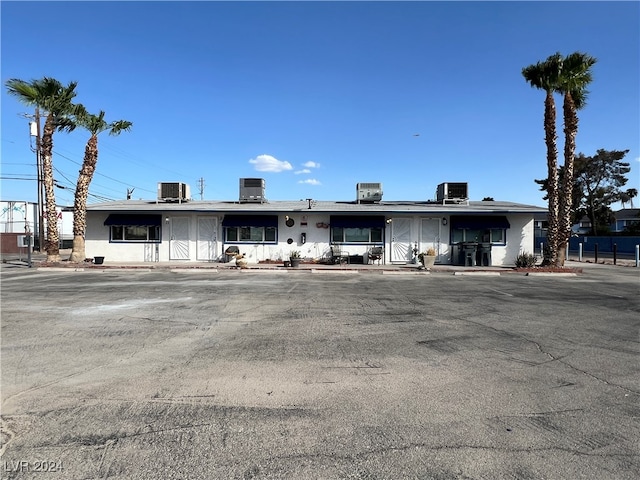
top-left (515, 251), bottom-right (537, 268)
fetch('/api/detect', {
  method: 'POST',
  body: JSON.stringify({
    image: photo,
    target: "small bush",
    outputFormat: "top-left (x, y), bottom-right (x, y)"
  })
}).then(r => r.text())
top-left (515, 251), bottom-right (537, 268)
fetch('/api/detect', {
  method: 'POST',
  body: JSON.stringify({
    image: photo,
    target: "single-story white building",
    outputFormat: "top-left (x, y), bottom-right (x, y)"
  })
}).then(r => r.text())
top-left (80, 180), bottom-right (547, 267)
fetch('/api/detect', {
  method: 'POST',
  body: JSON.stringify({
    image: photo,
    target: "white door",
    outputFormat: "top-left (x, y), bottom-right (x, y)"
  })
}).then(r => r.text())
top-left (420, 218), bottom-right (441, 259)
top-left (197, 217), bottom-right (217, 261)
top-left (169, 217), bottom-right (190, 260)
top-left (391, 217), bottom-right (412, 263)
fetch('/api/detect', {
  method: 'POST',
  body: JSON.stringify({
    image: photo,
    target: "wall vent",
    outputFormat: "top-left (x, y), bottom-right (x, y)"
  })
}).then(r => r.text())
top-left (356, 182), bottom-right (383, 204)
top-left (239, 178), bottom-right (266, 203)
top-left (157, 182), bottom-right (190, 202)
top-left (436, 182), bottom-right (468, 204)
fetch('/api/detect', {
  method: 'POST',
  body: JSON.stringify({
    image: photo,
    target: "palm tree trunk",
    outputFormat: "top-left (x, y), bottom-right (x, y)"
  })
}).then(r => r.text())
top-left (543, 91), bottom-right (560, 266)
top-left (557, 93), bottom-right (579, 266)
top-left (69, 135), bottom-right (98, 262)
top-left (41, 115), bottom-right (60, 262)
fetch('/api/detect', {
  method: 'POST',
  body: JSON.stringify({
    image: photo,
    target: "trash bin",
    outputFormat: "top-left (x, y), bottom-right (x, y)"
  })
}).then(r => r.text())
top-left (94, 256), bottom-right (105, 265)
top-left (477, 243), bottom-right (492, 266)
top-left (462, 242), bottom-right (478, 266)
top-left (452, 243), bottom-right (464, 265)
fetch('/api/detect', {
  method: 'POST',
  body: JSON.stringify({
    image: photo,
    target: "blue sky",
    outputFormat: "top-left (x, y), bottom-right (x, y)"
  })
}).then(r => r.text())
top-left (2, 1), bottom-right (639, 207)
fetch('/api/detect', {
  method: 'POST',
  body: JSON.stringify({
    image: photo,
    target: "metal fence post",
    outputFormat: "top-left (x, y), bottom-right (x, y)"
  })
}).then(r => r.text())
top-left (594, 243), bottom-right (599, 263)
top-left (613, 243), bottom-right (617, 265)
top-left (579, 243), bottom-right (583, 262)
top-left (636, 245), bottom-right (639, 268)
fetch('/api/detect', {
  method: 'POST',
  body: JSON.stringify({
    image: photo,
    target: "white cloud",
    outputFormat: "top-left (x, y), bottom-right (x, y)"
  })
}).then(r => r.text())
top-left (303, 161), bottom-right (320, 169)
top-left (299, 178), bottom-right (321, 185)
top-left (249, 154), bottom-right (293, 172)
top-left (295, 169), bottom-right (311, 175)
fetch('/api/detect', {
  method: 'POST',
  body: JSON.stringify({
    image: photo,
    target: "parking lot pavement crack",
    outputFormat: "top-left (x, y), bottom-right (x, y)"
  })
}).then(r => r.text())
top-left (258, 443), bottom-right (640, 464)
top-left (525, 336), bottom-right (640, 396)
top-left (461, 317), bottom-right (640, 396)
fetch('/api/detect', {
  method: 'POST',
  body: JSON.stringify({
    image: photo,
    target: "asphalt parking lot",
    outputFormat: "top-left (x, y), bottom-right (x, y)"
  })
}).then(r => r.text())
top-left (1, 264), bottom-right (639, 479)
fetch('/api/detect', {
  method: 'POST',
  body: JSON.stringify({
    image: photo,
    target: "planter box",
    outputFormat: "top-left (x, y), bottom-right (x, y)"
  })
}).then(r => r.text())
top-left (421, 255), bottom-right (436, 268)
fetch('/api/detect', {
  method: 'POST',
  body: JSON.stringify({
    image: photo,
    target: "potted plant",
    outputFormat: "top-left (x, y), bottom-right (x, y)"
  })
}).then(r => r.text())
top-left (418, 247), bottom-right (437, 269)
top-left (289, 250), bottom-right (302, 268)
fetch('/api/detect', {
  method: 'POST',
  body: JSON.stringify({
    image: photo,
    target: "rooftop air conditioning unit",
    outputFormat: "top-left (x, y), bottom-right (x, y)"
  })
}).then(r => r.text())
top-left (356, 182), bottom-right (383, 204)
top-left (436, 182), bottom-right (468, 204)
top-left (239, 178), bottom-right (266, 203)
top-left (157, 182), bottom-right (190, 202)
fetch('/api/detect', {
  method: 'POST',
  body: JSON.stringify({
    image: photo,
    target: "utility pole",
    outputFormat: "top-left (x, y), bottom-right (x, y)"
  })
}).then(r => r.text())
top-left (29, 108), bottom-right (45, 252)
top-left (198, 177), bottom-right (205, 200)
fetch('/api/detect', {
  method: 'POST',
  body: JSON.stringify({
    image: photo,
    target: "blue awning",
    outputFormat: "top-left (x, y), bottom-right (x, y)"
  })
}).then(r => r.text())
top-left (222, 215), bottom-right (278, 227)
top-left (450, 215), bottom-right (510, 229)
top-left (330, 215), bottom-right (386, 228)
top-left (104, 214), bottom-right (161, 226)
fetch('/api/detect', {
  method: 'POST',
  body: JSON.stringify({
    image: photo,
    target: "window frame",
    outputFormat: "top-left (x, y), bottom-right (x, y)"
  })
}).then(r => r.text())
top-left (331, 226), bottom-right (384, 244)
top-left (224, 225), bottom-right (277, 244)
top-left (109, 225), bottom-right (161, 243)
top-left (451, 228), bottom-right (506, 246)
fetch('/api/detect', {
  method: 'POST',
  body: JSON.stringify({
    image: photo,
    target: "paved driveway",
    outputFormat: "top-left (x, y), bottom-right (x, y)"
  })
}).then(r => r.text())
top-left (1, 265), bottom-right (638, 479)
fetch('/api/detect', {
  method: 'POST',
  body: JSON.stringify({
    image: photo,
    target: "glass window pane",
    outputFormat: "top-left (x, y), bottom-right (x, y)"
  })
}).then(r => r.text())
top-left (344, 228), bottom-right (368, 242)
top-left (149, 226), bottom-right (160, 241)
top-left (331, 227), bottom-right (343, 242)
top-left (452, 229), bottom-right (464, 243)
top-left (239, 227), bottom-right (251, 241)
top-left (265, 227), bottom-right (276, 242)
top-left (249, 227), bottom-right (263, 241)
top-left (371, 228), bottom-right (382, 242)
top-left (226, 227), bottom-right (238, 241)
top-left (491, 229), bottom-right (504, 243)
top-left (111, 226), bottom-right (124, 241)
top-left (124, 226), bottom-right (148, 241)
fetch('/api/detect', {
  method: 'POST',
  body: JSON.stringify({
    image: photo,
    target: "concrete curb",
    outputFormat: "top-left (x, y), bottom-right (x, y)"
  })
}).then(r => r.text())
top-left (454, 271), bottom-right (501, 276)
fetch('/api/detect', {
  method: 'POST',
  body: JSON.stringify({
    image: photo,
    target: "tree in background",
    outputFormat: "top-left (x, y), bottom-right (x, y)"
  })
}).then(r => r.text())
top-left (574, 149), bottom-right (631, 235)
top-left (522, 53), bottom-right (563, 265)
top-left (69, 108), bottom-right (132, 262)
top-left (5, 77), bottom-right (79, 262)
top-left (556, 52), bottom-right (597, 264)
top-left (536, 148), bottom-right (633, 235)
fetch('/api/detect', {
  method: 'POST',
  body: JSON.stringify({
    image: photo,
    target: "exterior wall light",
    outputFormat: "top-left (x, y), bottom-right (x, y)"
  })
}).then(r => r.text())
top-left (442, 217), bottom-right (448, 226)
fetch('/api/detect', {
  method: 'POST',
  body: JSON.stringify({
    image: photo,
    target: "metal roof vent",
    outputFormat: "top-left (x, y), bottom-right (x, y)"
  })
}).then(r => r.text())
top-left (157, 182), bottom-right (190, 203)
top-left (356, 182), bottom-right (383, 204)
top-left (239, 178), bottom-right (266, 203)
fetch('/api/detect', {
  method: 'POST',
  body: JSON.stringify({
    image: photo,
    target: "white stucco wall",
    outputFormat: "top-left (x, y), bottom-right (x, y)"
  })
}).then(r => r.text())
top-left (84, 211), bottom-right (538, 266)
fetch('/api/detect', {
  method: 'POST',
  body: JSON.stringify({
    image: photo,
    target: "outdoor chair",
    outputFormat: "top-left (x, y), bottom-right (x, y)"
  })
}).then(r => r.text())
top-left (331, 246), bottom-right (350, 264)
top-left (368, 246), bottom-right (383, 265)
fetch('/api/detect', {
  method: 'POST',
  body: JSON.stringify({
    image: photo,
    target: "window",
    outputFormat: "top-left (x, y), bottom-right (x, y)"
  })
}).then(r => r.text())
top-left (221, 215), bottom-right (278, 244)
top-left (224, 226), bottom-right (276, 243)
top-left (450, 215), bottom-right (509, 245)
top-left (329, 215), bottom-right (385, 244)
top-left (104, 214), bottom-right (162, 243)
top-left (451, 228), bottom-right (505, 245)
top-left (331, 227), bottom-right (383, 243)
top-left (110, 225), bottom-right (160, 242)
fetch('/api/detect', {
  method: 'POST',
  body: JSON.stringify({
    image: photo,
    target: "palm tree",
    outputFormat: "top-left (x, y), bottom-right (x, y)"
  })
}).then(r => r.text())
top-left (620, 188), bottom-right (637, 209)
top-left (5, 77), bottom-right (79, 262)
top-left (522, 53), bottom-right (563, 266)
top-left (69, 108), bottom-right (132, 262)
top-left (556, 52), bottom-right (597, 265)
